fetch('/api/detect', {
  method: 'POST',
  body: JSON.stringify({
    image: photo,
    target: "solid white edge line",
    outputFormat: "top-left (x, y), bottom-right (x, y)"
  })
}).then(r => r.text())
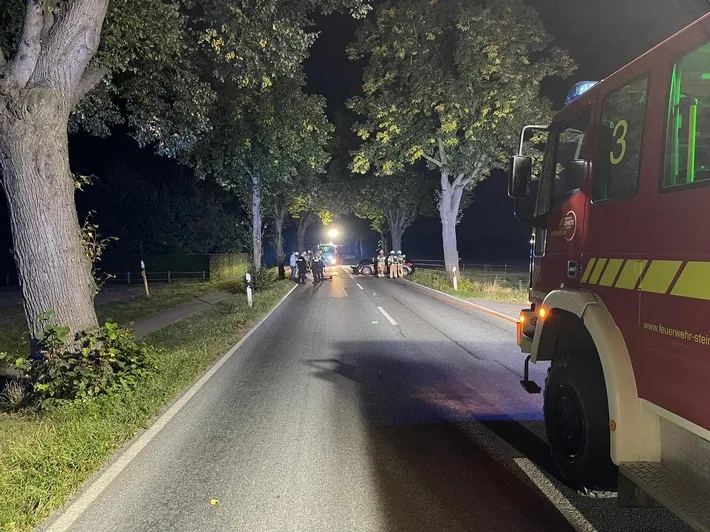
top-left (45, 284), bottom-right (298, 532)
top-left (356, 283), bottom-right (364, 290)
top-left (513, 458), bottom-right (597, 532)
top-left (405, 279), bottom-right (518, 323)
top-left (377, 306), bottom-right (398, 326)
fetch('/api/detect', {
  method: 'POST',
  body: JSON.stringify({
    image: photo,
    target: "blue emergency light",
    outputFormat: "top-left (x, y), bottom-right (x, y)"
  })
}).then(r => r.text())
top-left (564, 81), bottom-right (598, 105)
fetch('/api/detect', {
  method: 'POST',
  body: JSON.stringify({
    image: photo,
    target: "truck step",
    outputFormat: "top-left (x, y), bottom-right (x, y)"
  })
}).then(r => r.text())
top-left (620, 462), bottom-right (710, 531)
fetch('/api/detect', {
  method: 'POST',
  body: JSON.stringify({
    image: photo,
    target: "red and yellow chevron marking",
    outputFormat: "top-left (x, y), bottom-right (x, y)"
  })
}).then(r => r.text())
top-left (581, 257), bottom-right (710, 301)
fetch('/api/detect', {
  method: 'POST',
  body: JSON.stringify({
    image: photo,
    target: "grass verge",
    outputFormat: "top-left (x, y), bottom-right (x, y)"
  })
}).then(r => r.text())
top-left (408, 269), bottom-right (528, 304)
top-left (0, 279), bottom-right (292, 531)
top-left (0, 281), bottom-right (225, 355)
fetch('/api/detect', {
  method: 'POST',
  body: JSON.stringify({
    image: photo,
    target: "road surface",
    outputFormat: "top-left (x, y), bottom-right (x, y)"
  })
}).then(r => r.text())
top-left (46, 268), bottom-right (689, 532)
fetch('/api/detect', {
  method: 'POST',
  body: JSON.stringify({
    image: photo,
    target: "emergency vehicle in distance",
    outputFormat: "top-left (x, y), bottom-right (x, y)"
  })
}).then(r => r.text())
top-left (316, 243), bottom-right (341, 266)
top-left (508, 13), bottom-right (710, 528)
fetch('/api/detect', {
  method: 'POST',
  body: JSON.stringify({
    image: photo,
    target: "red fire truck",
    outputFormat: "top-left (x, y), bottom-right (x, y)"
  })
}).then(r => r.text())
top-left (509, 13), bottom-right (710, 528)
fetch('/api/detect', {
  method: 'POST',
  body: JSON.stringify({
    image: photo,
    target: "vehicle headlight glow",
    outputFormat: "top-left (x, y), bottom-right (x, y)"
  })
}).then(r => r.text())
top-left (330, 258), bottom-right (336, 265)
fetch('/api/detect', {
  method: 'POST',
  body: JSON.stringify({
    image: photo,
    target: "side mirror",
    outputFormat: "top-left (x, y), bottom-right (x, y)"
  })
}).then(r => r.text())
top-left (508, 155), bottom-right (532, 199)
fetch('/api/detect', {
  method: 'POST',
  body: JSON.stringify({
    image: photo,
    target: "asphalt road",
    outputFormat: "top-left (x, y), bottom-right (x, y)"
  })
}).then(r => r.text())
top-left (48, 268), bottom-right (689, 532)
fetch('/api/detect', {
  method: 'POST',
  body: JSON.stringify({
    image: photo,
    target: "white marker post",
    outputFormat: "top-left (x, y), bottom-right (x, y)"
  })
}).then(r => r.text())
top-left (452, 267), bottom-right (458, 291)
top-left (141, 260), bottom-right (150, 297)
top-left (245, 273), bottom-right (253, 308)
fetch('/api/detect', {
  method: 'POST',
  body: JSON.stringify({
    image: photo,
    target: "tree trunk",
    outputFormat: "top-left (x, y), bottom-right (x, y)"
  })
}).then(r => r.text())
top-left (296, 211), bottom-right (313, 252)
top-left (0, 91), bottom-right (98, 338)
top-left (274, 205), bottom-right (286, 279)
top-left (251, 172), bottom-right (262, 270)
top-left (439, 181), bottom-right (464, 280)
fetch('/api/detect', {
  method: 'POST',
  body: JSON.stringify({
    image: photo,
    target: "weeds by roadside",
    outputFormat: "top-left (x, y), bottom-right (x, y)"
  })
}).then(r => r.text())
top-left (408, 269), bottom-right (528, 304)
top-left (0, 279), bottom-right (292, 531)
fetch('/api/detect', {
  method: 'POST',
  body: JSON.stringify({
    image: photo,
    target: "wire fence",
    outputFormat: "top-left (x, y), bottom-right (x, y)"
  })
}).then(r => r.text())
top-left (409, 258), bottom-right (529, 283)
top-left (105, 271), bottom-right (209, 285)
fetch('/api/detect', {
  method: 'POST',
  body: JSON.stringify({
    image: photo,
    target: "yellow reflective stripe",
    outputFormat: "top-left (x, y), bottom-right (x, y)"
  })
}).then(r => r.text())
top-left (639, 260), bottom-right (683, 294)
top-left (589, 258), bottom-right (608, 285)
top-left (615, 259), bottom-right (648, 290)
top-left (671, 262), bottom-right (710, 301)
top-left (599, 258), bottom-right (624, 287)
top-left (581, 258), bottom-right (597, 284)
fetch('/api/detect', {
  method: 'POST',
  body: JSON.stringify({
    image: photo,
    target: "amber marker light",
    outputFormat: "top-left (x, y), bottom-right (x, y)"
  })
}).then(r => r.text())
top-left (538, 307), bottom-right (547, 319)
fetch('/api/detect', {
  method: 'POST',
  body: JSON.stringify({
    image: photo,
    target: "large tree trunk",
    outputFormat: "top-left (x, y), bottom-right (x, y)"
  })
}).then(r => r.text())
top-left (251, 172), bottom-right (262, 269)
top-left (439, 178), bottom-right (464, 280)
top-left (296, 211), bottom-right (313, 252)
top-left (0, 95), bottom-right (98, 338)
top-left (0, 0), bottom-right (110, 339)
top-left (386, 206), bottom-right (410, 254)
top-left (273, 204), bottom-right (286, 279)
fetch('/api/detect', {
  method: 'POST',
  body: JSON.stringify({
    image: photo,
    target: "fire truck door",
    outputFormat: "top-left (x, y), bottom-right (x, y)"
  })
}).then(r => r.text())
top-left (533, 109), bottom-right (590, 299)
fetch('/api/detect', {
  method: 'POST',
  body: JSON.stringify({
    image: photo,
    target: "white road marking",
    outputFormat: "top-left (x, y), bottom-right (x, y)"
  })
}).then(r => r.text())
top-left (513, 458), bottom-right (597, 532)
top-left (45, 284), bottom-right (299, 532)
top-left (356, 283), bottom-right (364, 290)
top-left (377, 306), bottom-right (398, 326)
top-left (342, 288), bottom-right (348, 297)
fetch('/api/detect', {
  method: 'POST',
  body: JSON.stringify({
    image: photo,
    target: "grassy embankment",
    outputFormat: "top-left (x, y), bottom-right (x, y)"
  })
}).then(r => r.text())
top-left (0, 281), bottom-right (228, 356)
top-left (0, 279), bottom-right (292, 531)
top-left (408, 268), bottom-right (528, 304)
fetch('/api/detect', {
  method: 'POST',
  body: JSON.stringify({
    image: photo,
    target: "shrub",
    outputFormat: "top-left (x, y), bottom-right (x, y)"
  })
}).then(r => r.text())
top-left (0, 379), bottom-right (28, 412)
top-left (0, 318), bottom-right (156, 407)
top-left (247, 268), bottom-right (276, 291)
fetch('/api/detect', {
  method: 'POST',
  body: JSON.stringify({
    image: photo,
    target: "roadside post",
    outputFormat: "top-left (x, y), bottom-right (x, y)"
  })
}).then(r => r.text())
top-left (141, 260), bottom-right (150, 297)
top-left (452, 267), bottom-right (458, 291)
top-left (245, 273), bottom-right (253, 308)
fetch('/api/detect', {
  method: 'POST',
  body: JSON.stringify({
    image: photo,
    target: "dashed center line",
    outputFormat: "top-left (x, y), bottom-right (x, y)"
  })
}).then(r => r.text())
top-left (377, 306), bottom-right (398, 326)
top-left (356, 283), bottom-right (364, 290)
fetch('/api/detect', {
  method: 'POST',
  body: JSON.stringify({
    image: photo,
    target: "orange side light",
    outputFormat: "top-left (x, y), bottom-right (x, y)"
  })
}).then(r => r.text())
top-left (519, 313), bottom-right (525, 324)
top-left (539, 307), bottom-right (547, 319)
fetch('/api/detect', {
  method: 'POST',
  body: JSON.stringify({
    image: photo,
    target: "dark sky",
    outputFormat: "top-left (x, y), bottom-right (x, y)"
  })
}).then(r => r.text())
top-left (304, 0), bottom-right (710, 262)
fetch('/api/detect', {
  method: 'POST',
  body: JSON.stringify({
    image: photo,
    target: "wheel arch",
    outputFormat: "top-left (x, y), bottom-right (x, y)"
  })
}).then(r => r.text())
top-left (531, 289), bottom-right (652, 464)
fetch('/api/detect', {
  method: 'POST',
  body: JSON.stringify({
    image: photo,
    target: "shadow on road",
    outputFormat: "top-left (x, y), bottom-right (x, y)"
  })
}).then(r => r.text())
top-left (305, 340), bottom-right (573, 532)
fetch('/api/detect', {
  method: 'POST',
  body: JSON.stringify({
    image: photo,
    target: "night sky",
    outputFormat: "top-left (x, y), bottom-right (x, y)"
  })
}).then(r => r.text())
top-left (2, 1), bottom-right (709, 276)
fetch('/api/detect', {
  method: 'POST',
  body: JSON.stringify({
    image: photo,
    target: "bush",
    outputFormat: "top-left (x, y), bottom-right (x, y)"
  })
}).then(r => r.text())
top-left (0, 317), bottom-right (156, 407)
top-left (247, 268), bottom-right (276, 291)
top-left (0, 379), bottom-right (27, 412)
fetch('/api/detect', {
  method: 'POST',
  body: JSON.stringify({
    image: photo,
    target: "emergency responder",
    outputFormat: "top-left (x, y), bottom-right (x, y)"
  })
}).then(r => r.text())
top-left (396, 250), bottom-right (405, 278)
top-left (376, 250), bottom-right (386, 278)
top-left (388, 250), bottom-right (398, 279)
top-left (289, 251), bottom-right (298, 282)
top-left (296, 252), bottom-right (308, 284)
top-left (312, 252), bottom-right (324, 283)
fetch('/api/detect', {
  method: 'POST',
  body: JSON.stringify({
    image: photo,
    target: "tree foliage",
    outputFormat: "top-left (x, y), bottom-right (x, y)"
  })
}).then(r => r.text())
top-left (348, 0), bottom-right (574, 179)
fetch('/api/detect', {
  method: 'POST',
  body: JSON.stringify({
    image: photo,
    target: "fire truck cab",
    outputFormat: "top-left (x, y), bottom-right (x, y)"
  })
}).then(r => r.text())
top-left (509, 14), bottom-right (710, 528)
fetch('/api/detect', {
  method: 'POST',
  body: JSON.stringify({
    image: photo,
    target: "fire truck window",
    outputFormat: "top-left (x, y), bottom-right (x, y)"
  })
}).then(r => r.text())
top-left (663, 43), bottom-right (710, 189)
top-left (594, 75), bottom-right (648, 201)
top-left (537, 110), bottom-right (590, 216)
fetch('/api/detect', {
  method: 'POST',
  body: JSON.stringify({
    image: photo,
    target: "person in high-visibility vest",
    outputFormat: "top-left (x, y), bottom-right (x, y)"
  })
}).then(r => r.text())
top-left (387, 250), bottom-right (398, 279)
top-left (376, 250), bottom-right (386, 278)
top-left (396, 250), bottom-right (405, 278)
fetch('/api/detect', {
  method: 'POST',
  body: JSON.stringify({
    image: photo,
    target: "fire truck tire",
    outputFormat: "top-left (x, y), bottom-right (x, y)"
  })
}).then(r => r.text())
top-left (544, 348), bottom-right (618, 490)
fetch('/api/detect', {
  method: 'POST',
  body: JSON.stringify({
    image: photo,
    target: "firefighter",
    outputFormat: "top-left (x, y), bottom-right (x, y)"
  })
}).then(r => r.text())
top-left (312, 252), bottom-right (324, 283)
top-left (388, 250), bottom-right (398, 279)
top-left (397, 250), bottom-right (405, 278)
top-left (296, 252), bottom-right (308, 284)
top-left (376, 250), bottom-right (386, 278)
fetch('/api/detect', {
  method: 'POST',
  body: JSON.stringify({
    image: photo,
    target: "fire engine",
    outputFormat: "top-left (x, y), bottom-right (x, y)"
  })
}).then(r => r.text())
top-left (508, 13), bottom-right (710, 528)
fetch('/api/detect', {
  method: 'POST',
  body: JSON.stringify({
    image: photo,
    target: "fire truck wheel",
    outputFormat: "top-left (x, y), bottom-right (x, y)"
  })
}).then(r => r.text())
top-left (544, 349), bottom-right (618, 490)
